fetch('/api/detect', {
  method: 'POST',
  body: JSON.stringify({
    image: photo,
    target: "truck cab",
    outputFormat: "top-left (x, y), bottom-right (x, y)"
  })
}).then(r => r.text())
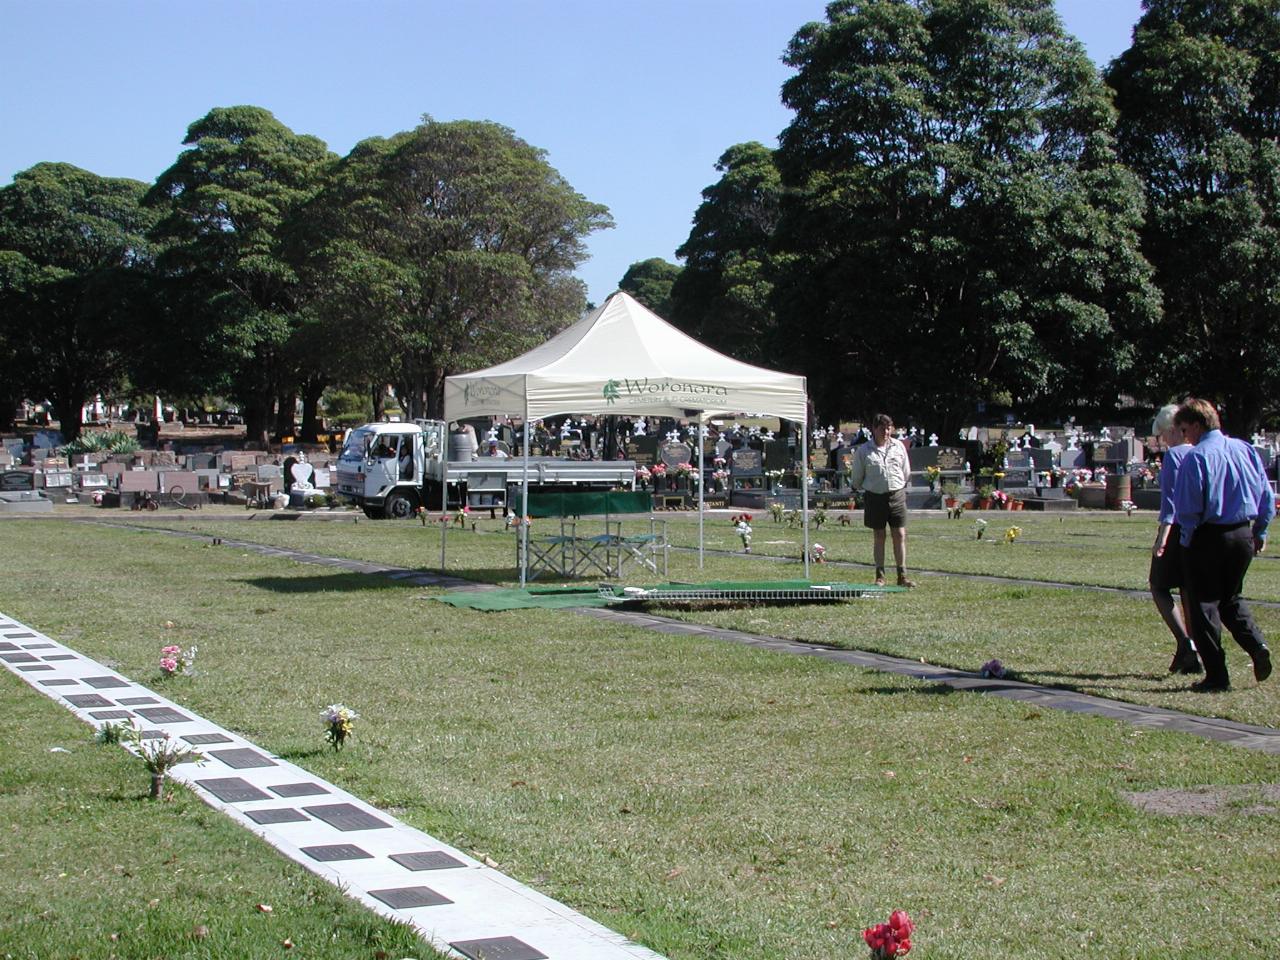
top-left (337, 421), bottom-right (444, 518)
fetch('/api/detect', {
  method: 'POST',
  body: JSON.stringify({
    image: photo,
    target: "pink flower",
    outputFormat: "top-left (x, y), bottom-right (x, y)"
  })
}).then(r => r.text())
top-left (159, 657), bottom-right (178, 674)
top-left (161, 645), bottom-right (181, 657)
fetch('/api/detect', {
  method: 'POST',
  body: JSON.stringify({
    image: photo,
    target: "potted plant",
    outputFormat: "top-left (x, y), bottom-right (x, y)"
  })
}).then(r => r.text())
top-left (976, 483), bottom-right (994, 509)
top-left (992, 489), bottom-right (1011, 509)
top-left (941, 479), bottom-right (960, 509)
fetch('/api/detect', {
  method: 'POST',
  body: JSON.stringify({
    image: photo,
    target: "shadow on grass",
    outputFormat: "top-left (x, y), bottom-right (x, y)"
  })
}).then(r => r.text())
top-left (862, 683), bottom-right (958, 696)
top-left (241, 570), bottom-right (513, 593)
top-left (277, 746), bottom-right (329, 762)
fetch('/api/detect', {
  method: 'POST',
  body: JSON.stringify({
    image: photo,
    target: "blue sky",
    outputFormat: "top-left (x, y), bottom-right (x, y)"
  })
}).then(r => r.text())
top-left (1, 0), bottom-right (1144, 306)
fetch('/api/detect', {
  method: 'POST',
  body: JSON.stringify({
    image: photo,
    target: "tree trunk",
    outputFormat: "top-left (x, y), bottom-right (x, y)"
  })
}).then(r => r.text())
top-left (274, 390), bottom-right (297, 440)
top-left (149, 772), bottom-right (165, 800)
top-left (299, 378), bottom-right (326, 442)
top-left (243, 397), bottom-right (272, 450)
top-left (371, 384), bottom-right (387, 422)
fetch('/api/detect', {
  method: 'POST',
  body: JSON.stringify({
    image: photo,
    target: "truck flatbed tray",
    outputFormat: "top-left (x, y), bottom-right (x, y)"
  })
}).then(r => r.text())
top-left (598, 580), bottom-right (902, 604)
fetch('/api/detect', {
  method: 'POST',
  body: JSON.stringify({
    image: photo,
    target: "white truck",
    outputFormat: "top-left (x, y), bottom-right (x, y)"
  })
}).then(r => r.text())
top-left (335, 419), bottom-right (637, 519)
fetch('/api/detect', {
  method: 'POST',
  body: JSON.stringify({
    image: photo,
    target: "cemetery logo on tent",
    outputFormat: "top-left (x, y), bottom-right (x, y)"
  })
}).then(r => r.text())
top-left (604, 377), bottom-right (730, 405)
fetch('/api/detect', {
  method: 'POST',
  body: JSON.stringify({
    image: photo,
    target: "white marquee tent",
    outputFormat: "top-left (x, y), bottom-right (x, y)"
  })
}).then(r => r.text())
top-left (443, 291), bottom-right (811, 583)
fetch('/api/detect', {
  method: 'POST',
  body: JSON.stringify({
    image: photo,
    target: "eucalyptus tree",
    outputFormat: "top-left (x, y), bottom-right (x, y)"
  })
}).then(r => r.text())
top-left (670, 141), bottom-right (784, 366)
top-left (0, 162), bottom-right (159, 440)
top-left (146, 106), bottom-right (333, 446)
top-left (773, 0), bottom-right (1159, 428)
top-left (1107, 0), bottom-right (1280, 433)
top-left (304, 118), bottom-right (612, 419)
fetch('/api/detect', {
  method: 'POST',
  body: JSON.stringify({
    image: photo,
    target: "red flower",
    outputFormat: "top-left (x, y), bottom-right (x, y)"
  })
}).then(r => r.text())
top-left (889, 910), bottom-right (914, 937)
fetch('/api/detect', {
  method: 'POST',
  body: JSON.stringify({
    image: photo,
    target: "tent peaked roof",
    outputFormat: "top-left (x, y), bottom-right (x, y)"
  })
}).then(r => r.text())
top-left (443, 291), bottom-right (807, 422)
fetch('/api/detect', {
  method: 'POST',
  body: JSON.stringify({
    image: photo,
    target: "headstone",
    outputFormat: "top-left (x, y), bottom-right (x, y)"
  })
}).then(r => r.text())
top-left (659, 442), bottom-right (692, 470)
top-left (76, 473), bottom-right (109, 489)
top-left (936, 447), bottom-right (966, 472)
top-left (0, 470), bottom-right (35, 492)
top-left (118, 471), bottom-right (159, 493)
top-left (1004, 450), bottom-right (1033, 486)
top-left (256, 463), bottom-right (283, 482)
top-left (1060, 447), bottom-right (1086, 470)
top-left (32, 429), bottom-right (63, 449)
top-left (40, 470), bottom-right (73, 489)
top-left (194, 469), bottom-right (229, 491)
top-left (158, 470), bottom-right (199, 493)
top-left (731, 447), bottom-right (764, 477)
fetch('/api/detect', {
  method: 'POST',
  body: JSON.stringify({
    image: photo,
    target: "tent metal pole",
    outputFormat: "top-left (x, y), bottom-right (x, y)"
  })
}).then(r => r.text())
top-left (698, 415), bottom-right (705, 569)
top-left (519, 396), bottom-right (530, 588)
top-left (802, 419), bottom-right (811, 580)
top-left (440, 427), bottom-right (448, 573)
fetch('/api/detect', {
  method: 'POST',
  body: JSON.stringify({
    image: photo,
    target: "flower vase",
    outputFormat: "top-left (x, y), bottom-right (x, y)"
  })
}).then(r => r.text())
top-left (977, 498), bottom-right (992, 510)
top-left (1002, 500), bottom-right (1013, 510)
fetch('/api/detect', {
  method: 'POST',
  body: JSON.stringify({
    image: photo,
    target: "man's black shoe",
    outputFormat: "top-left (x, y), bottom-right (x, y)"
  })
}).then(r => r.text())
top-left (1170, 654), bottom-right (1203, 675)
top-left (1253, 646), bottom-right (1272, 683)
top-left (1190, 678), bottom-right (1231, 693)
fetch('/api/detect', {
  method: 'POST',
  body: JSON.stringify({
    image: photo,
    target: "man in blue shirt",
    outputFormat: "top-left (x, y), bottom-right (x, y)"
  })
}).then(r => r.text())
top-left (1172, 398), bottom-right (1274, 691)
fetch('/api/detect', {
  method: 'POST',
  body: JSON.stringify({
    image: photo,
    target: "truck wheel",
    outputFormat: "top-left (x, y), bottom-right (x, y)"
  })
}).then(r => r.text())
top-left (361, 505), bottom-right (380, 519)
top-left (384, 492), bottom-right (415, 519)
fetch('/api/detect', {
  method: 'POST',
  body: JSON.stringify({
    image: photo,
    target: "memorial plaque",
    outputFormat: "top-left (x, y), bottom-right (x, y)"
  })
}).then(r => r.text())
top-left (133, 707), bottom-right (193, 723)
top-left (245, 807), bottom-right (310, 825)
top-left (42, 654), bottom-right (77, 661)
top-left (209, 748), bottom-right (277, 769)
top-left (390, 851), bottom-right (466, 872)
top-left (81, 676), bottom-right (131, 689)
top-left (89, 710), bottom-right (133, 720)
top-left (0, 651), bottom-right (39, 663)
top-left (268, 782), bottom-right (330, 798)
top-left (17, 664), bottom-right (53, 671)
top-left (0, 642), bottom-right (18, 651)
top-left (301, 802), bottom-right (391, 832)
top-left (368, 886), bottom-right (452, 909)
top-left (301, 843), bottom-right (373, 862)
top-left (4, 631), bottom-right (36, 638)
top-left (0, 470), bottom-right (34, 492)
top-left (40, 678), bottom-right (78, 686)
top-left (450, 937), bottom-right (548, 960)
top-left (64, 694), bottom-right (114, 708)
top-left (22, 642), bottom-right (54, 649)
top-left (935, 447), bottom-right (965, 470)
top-left (195, 777), bottom-right (272, 803)
top-left (41, 470), bottom-right (73, 489)
top-left (731, 447), bottom-right (763, 476)
top-left (116, 696), bottom-right (158, 705)
top-left (182, 733), bottom-right (234, 745)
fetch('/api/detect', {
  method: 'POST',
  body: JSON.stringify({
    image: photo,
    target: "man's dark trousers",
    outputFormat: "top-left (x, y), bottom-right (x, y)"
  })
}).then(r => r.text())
top-left (1183, 523), bottom-right (1266, 685)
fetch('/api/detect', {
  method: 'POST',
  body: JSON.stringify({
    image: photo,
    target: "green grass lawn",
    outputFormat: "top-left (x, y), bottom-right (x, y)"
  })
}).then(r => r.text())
top-left (1, 513), bottom-right (1277, 959)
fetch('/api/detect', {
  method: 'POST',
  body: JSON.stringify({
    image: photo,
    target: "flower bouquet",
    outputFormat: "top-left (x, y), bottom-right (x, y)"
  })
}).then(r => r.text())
top-left (731, 513), bottom-right (753, 553)
top-left (862, 909), bottom-right (914, 958)
top-left (991, 489), bottom-right (1010, 509)
top-left (322, 703), bottom-right (359, 751)
top-left (924, 465), bottom-right (941, 490)
top-left (159, 643), bottom-right (197, 677)
top-left (635, 465), bottom-right (652, 489)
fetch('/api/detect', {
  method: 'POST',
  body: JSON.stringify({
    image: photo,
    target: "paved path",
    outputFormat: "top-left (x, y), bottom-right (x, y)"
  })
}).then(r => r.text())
top-left (0, 611), bottom-right (664, 960)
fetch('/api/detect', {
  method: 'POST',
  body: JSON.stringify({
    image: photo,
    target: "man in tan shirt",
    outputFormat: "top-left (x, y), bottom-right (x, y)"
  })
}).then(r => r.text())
top-left (849, 413), bottom-right (916, 587)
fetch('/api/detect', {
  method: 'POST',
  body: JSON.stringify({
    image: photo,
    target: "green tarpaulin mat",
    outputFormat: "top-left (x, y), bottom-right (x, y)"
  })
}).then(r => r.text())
top-left (524, 490), bottom-right (652, 517)
top-left (432, 586), bottom-right (613, 612)
top-left (432, 580), bottom-right (900, 612)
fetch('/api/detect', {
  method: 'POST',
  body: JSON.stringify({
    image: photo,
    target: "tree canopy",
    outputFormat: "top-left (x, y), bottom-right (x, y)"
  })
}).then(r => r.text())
top-left (769, 0), bottom-right (1159, 429)
top-left (669, 142), bottom-right (783, 366)
top-left (618, 257), bottom-right (681, 319)
top-left (146, 106), bottom-right (334, 444)
top-left (305, 118), bottom-right (612, 419)
top-left (1107, 0), bottom-right (1280, 434)
top-left (0, 162), bottom-right (159, 440)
